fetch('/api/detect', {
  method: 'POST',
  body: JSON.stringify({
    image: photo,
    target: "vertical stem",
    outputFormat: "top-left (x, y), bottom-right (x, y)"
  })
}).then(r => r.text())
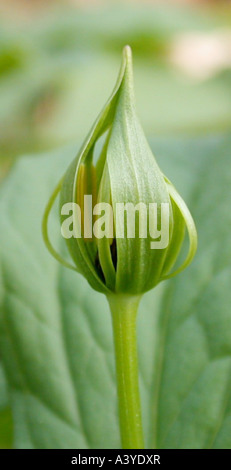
top-left (107, 294), bottom-right (144, 449)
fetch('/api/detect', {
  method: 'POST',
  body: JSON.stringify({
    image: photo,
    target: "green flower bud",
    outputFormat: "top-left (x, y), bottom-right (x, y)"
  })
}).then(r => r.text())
top-left (42, 46), bottom-right (197, 296)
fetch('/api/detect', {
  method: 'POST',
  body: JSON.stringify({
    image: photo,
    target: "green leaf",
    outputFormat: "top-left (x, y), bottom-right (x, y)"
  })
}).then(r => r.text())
top-left (0, 136), bottom-right (231, 448)
top-left (0, 362), bottom-right (13, 448)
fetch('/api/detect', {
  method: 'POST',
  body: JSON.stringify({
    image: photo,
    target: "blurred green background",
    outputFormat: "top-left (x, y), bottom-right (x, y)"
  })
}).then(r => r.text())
top-left (0, 0), bottom-right (231, 182)
top-left (0, 0), bottom-right (231, 449)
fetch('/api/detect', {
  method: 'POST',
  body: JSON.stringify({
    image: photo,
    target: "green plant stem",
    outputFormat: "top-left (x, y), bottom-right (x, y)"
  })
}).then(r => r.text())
top-left (107, 294), bottom-right (144, 449)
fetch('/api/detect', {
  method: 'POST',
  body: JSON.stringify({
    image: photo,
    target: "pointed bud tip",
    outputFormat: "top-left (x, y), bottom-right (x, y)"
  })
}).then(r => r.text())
top-left (123, 45), bottom-right (132, 60)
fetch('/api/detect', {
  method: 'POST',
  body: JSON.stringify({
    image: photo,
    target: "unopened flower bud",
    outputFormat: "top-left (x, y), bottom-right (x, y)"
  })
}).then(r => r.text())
top-left (43, 46), bottom-right (197, 296)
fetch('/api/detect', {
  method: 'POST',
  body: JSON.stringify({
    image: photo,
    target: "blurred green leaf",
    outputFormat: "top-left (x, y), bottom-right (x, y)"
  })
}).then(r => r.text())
top-left (0, 363), bottom-right (13, 448)
top-left (0, 135), bottom-right (230, 448)
top-left (0, 407), bottom-right (13, 449)
top-left (0, 362), bottom-right (9, 410)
